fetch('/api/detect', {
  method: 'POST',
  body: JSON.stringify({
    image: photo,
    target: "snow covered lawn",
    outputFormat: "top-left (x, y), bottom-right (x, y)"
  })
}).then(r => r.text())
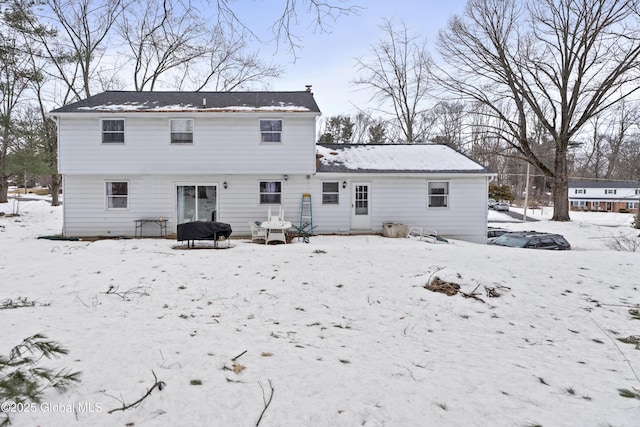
top-left (1, 198), bottom-right (639, 426)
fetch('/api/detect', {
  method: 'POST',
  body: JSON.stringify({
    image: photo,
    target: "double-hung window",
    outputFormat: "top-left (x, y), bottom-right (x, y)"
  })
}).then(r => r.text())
top-left (260, 119), bottom-right (282, 143)
top-left (170, 119), bottom-right (193, 144)
top-left (322, 182), bottom-right (339, 204)
top-left (605, 189), bottom-right (616, 195)
top-left (259, 181), bottom-right (282, 204)
top-left (574, 189), bottom-right (585, 194)
top-left (102, 119), bottom-right (125, 143)
top-left (428, 181), bottom-right (449, 208)
top-left (106, 181), bottom-right (128, 209)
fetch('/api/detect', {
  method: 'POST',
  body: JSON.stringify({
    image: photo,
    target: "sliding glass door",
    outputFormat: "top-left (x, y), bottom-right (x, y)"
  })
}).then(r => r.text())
top-left (177, 185), bottom-right (217, 224)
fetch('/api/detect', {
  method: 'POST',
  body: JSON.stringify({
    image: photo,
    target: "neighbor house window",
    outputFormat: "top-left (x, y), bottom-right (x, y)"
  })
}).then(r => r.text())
top-left (106, 181), bottom-right (128, 209)
top-left (428, 181), bottom-right (449, 207)
top-left (322, 182), bottom-right (339, 204)
top-left (635, 189), bottom-right (640, 195)
top-left (259, 181), bottom-right (282, 204)
top-left (627, 202), bottom-right (639, 209)
top-left (102, 119), bottom-right (125, 143)
top-left (170, 119), bottom-right (193, 143)
top-left (260, 119), bottom-right (282, 143)
top-left (571, 201), bottom-right (586, 207)
top-left (574, 189), bottom-right (585, 194)
top-left (605, 189), bottom-right (617, 194)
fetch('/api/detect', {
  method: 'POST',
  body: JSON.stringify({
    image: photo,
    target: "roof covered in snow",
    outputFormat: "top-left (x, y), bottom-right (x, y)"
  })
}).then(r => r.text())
top-left (50, 91), bottom-right (321, 114)
top-left (316, 144), bottom-right (493, 174)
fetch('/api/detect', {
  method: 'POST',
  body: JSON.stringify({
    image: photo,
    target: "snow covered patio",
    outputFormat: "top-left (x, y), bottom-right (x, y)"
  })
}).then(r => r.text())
top-left (1, 198), bottom-right (639, 426)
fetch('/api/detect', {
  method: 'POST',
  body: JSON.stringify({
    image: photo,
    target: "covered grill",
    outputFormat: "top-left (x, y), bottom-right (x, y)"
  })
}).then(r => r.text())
top-left (177, 221), bottom-right (232, 248)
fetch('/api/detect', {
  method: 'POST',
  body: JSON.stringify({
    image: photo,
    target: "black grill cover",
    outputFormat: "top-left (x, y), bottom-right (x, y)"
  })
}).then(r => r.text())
top-left (177, 221), bottom-right (232, 241)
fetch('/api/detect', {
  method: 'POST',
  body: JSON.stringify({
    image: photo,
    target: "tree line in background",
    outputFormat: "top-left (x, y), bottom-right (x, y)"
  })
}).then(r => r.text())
top-left (2, 0), bottom-right (639, 222)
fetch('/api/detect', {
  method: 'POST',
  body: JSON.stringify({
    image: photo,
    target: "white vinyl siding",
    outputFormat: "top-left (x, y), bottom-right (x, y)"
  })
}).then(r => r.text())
top-left (61, 174), bottom-right (489, 243)
top-left (58, 115), bottom-right (317, 175)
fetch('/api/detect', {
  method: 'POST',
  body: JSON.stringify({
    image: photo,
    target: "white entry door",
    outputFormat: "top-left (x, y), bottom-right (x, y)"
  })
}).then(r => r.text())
top-left (351, 183), bottom-right (371, 230)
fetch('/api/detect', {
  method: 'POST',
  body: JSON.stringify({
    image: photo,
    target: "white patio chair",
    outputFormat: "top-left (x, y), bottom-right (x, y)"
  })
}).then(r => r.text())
top-left (407, 227), bottom-right (439, 243)
top-left (268, 206), bottom-right (284, 222)
top-left (249, 221), bottom-right (266, 243)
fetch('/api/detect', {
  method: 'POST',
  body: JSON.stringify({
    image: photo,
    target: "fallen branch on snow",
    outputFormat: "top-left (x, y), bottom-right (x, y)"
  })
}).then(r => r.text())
top-left (256, 379), bottom-right (275, 426)
top-left (107, 370), bottom-right (165, 414)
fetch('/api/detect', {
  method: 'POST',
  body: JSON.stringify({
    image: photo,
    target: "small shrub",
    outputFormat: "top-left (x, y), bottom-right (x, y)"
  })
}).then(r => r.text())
top-left (607, 234), bottom-right (640, 252)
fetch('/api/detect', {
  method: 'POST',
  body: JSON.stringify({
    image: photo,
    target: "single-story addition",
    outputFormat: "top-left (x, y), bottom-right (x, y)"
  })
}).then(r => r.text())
top-left (49, 90), bottom-right (494, 243)
top-left (569, 179), bottom-right (640, 213)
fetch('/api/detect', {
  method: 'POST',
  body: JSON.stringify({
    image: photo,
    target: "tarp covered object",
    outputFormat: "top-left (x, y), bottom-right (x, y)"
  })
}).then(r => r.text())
top-left (177, 221), bottom-right (232, 242)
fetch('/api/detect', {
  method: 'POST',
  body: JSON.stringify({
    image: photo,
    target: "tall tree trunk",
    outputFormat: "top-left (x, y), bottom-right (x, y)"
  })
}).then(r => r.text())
top-left (552, 141), bottom-right (570, 221)
top-left (49, 174), bottom-right (62, 206)
top-left (0, 179), bottom-right (8, 204)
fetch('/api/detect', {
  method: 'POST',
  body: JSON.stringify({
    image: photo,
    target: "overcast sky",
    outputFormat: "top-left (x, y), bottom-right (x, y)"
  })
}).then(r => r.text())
top-left (237, 0), bottom-right (469, 118)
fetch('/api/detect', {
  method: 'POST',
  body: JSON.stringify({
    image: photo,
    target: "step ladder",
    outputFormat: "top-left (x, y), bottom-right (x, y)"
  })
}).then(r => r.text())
top-left (297, 193), bottom-right (315, 243)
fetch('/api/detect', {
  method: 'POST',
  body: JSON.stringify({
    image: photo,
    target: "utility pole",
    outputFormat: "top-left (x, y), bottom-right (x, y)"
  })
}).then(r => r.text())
top-left (636, 178), bottom-right (640, 229)
top-left (523, 162), bottom-right (531, 223)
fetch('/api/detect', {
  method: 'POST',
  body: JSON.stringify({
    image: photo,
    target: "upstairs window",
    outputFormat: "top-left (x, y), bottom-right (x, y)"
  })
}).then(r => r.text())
top-left (322, 182), bottom-right (339, 204)
top-left (428, 181), bottom-right (449, 208)
top-left (102, 119), bottom-right (125, 143)
top-left (259, 181), bottom-right (282, 204)
top-left (605, 189), bottom-right (617, 195)
top-left (574, 189), bottom-right (585, 194)
top-left (260, 119), bottom-right (282, 143)
top-left (106, 181), bottom-right (128, 209)
top-left (170, 119), bottom-right (193, 144)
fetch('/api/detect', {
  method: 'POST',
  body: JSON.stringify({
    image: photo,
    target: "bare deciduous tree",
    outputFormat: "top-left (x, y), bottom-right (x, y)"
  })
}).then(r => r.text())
top-left (118, 0), bottom-right (281, 91)
top-left (437, 0), bottom-right (640, 221)
top-left (40, 0), bottom-right (126, 102)
top-left (214, 0), bottom-right (363, 59)
top-left (354, 19), bottom-right (434, 143)
top-left (430, 101), bottom-right (466, 151)
top-left (575, 102), bottom-right (639, 180)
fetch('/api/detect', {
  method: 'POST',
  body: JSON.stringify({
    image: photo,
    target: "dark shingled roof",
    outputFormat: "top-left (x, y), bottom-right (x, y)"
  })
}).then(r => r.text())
top-left (569, 179), bottom-right (638, 188)
top-left (50, 91), bottom-right (321, 113)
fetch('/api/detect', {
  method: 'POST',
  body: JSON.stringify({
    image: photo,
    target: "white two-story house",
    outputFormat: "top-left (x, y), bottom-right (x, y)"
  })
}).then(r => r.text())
top-left (569, 180), bottom-right (640, 213)
top-left (50, 90), bottom-right (494, 243)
